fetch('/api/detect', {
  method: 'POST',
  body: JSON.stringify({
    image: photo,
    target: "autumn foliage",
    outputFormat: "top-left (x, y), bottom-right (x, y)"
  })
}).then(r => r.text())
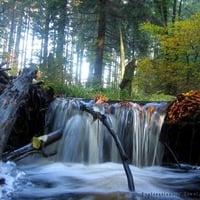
top-left (94, 94), bottom-right (108, 104)
top-left (137, 12), bottom-right (200, 96)
top-left (165, 90), bottom-right (200, 123)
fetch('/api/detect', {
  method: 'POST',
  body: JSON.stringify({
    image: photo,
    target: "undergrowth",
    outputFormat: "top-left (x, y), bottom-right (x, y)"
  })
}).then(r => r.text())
top-left (44, 80), bottom-right (175, 102)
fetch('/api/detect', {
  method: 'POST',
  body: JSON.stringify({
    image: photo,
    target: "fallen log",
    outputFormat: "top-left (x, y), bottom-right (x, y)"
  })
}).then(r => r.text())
top-left (0, 66), bottom-right (38, 156)
top-left (2, 129), bottom-right (62, 162)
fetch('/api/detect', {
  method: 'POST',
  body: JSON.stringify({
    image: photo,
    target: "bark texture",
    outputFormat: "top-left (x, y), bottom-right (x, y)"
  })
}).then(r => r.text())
top-left (0, 66), bottom-right (37, 155)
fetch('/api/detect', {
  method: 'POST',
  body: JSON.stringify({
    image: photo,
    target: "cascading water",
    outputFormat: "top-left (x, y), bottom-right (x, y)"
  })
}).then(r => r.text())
top-left (1, 98), bottom-right (200, 200)
top-left (45, 98), bottom-right (167, 167)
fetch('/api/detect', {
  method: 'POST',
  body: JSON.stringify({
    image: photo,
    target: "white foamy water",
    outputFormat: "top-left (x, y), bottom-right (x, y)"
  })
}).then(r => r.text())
top-left (0, 161), bottom-right (30, 200)
top-left (3, 159), bottom-right (198, 200)
top-left (1, 98), bottom-right (200, 199)
top-left (46, 98), bottom-right (168, 167)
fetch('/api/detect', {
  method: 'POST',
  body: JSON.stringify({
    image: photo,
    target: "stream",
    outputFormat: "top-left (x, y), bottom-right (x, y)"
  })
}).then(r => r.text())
top-left (1, 98), bottom-right (200, 199)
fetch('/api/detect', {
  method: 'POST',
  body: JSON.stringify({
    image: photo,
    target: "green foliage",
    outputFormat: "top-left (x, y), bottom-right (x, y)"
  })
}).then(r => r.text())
top-left (95, 86), bottom-right (120, 100)
top-left (64, 84), bottom-right (121, 100)
top-left (65, 84), bottom-right (93, 99)
top-left (44, 77), bottom-right (174, 101)
top-left (133, 91), bottom-right (175, 102)
top-left (137, 12), bottom-right (200, 96)
top-left (147, 92), bottom-right (175, 101)
top-left (44, 79), bottom-right (67, 95)
top-left (9, 64), bottom-right (18, 76)
top-left (81, 85), bottom-right (174, 101)
top-left (120, 89), bottom-right (131, 101)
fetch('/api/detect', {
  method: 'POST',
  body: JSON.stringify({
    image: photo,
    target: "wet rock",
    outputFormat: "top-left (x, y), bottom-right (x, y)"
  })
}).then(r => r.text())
top-left (160, 90), bottom-right (200, 165)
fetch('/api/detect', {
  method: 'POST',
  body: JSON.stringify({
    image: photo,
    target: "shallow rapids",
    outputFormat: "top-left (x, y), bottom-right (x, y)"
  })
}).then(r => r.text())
top-left (1, 98), bottom-right (200, 199)
top-left (1, 159), bottom-right (200, 199)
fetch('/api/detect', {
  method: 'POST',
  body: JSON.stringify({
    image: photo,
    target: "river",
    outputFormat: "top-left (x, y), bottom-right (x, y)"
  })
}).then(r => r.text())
top-left (1, 98), bottom-right (200, 199)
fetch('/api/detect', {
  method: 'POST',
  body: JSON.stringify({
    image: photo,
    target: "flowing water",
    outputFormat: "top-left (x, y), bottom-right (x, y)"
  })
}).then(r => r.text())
top-left (46, 98), bottom-right (167, 166)
top-left (1, 98), bottom-right (200, 199)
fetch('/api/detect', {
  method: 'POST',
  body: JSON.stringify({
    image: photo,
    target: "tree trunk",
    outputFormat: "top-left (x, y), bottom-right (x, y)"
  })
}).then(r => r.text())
top-left (161, 0), bottom-right (168, 26)
top-left (119, 59), bottom-right (136, 98)
top-left (154, 0), bottom-right (168, 26)
top-left (178, 0), bottom-right (183, 19)
top-left (15, 13), bottom-right (23, 67)
top-left (93, 0), bottom-right (107, 87)
top-left (42, 14), bottom-right (50, 71)
top-left (55, 1), bottom-right (67, 82)
top-left (42, 5), bottom-right (50, 71)
top-left (119, 28), bottom-right (125, 81)
top-left (23, 10), bottom-right (30, 68)
top-left (0, 66), bottom-right (37, 156)
top-left (172, 0), bottom-right (177, 23)
top-left (8, 0), bottom-right (16, 55)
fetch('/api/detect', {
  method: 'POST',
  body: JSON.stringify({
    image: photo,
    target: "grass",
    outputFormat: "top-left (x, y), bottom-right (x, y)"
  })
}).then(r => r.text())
top-left (44, 80), bottom-right (175, 102)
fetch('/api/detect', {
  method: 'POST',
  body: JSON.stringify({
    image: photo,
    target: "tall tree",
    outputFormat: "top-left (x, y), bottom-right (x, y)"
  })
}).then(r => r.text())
top-left (43, 1), bottom-right (51, 71)
top-left (7, 0), bottom-right (16, 55)
top-left (55, 0), bottom-right (67, 81)
top-left (93, 0), bottom-right (107, 86)
top-left (153, 0), bottom-right (169, 26)
top-left (1, 0), bottom-right (200, 92)
top-left (0, 1), bottom-right (10, 64)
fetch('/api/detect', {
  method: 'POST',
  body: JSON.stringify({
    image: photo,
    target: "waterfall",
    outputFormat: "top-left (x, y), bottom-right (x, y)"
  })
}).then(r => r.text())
top-left (3, 98), bottom-right (200, 200)
top-left (45, 98), bottom-right (168, 167)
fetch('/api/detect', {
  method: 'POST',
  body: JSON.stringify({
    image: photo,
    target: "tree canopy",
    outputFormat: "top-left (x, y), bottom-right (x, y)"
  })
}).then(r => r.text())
top-left (136, 12), bottom-right (200, 96)
top-left (0, 0), bottom-right (200, 99)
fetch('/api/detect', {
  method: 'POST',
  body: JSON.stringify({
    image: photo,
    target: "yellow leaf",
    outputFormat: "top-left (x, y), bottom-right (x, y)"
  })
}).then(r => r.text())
top-left (32, 137), bottom-right (41, 149)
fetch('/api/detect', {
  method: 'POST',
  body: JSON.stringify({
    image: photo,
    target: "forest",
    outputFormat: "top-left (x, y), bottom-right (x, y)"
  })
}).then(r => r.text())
top-left (0, 0), bottom-right (200, 100)
top-left (1, 2), bottom-right (200, 198)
